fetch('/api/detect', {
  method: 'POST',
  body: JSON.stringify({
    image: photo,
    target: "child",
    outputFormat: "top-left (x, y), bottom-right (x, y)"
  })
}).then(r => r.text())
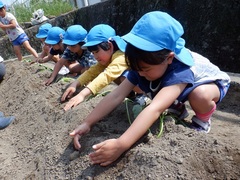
top-left (34, 23), bottom-right (59, 63)
top-left (69, 11), bottom-right (230, 166)
top-left (39, 26), bottom-right (65, 64)
top-left (45, 25), bottom-right (96, 86)
top-left (0, 1), bottom-right (38, 61)
top-left (61, 24), bottom-right (143, 111)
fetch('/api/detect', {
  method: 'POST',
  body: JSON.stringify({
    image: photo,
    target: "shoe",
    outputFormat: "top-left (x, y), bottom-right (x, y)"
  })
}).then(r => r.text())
top-left (0, 111), bottom-right (4, 117)
top-left (134, 94), bottom-right (151, 106)
top-left (127, 91), bottom-right (136, 101)
top-left (167, 101), bottom-right (189, 120)
top-left (0, 116), bottom-right (15, 130)
top-left (190, 116), bottom-right (211, 133)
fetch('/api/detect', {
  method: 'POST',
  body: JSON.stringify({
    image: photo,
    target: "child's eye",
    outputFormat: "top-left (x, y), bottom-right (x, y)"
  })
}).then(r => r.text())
top-left (92, 50), bottom-right (99, 54)
top-left (139, 67), bottom-right (150, 72)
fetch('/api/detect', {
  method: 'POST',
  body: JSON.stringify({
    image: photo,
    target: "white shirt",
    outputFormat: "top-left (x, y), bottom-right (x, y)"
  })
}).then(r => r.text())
top-left (0, 12), bottom-right (24, 41)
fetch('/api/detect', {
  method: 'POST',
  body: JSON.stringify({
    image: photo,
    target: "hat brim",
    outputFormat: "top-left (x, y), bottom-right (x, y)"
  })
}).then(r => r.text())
top-left (174, 47), bottom-right (194, 66)
top-left (174, 38), bottom-right (194, 66)
top-left (45, 40), bottom-right (58, 45)
top-left (111, 36), bottom-right (127, 52)
top-left (36, 34), bottom-right (47, 39)
top-left (122, 32), bottom-right (162, 51)
top-left (82, 40), bottom-right (102, 48)
top-left (63, 39), bottom-right (80, 46)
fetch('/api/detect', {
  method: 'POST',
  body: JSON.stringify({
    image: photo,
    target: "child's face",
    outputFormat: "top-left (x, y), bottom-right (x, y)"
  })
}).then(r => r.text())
top-left (0, 7), bottom-right (6, 18)
top-left (51, 43), bottom-right (61, 50)
top-left (137, 58), bottom-right (171, 81)
top-left (67, 44), bottom-right (81, 53)
top-left (40, 38), bottom-right (46, 43)
top-left (43, 43), bottom-right (51, 52)
top-left (91, 46), bottom-right (113, 66)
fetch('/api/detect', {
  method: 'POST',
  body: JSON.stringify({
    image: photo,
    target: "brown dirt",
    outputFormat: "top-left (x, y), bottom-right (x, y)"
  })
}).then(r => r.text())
top-left (0, 60), bottom-right (239, 180)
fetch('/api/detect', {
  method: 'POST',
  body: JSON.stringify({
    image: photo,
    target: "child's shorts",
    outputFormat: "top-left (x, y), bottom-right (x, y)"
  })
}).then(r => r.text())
top-left (179, 80), bottom-right (230, 104)
top-left (12, 33), bottom-right (29, 46)
top-left (215, 80), bottom-right (230, 104)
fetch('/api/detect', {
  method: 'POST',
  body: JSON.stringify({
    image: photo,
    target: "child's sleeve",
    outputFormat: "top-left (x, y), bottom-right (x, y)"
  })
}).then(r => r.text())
top-left (4, 13), bottom-right (16, 24)
top-left (77, 63), bottom-right (105, 87)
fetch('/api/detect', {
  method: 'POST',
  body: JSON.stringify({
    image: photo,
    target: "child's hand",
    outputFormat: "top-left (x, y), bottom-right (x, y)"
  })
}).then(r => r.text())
top-left (89, 138), bottom-right (126, 166)
top-left (61, 86), bottom-right (76, 103)
top-left (63, 94), bottom-right (84, 111)
top-left (69, 122), bottom-right (91, 150)
top-left (45, 77), bottom-right (54, 86)
top-left (35, 57), bottom-right (43, 63)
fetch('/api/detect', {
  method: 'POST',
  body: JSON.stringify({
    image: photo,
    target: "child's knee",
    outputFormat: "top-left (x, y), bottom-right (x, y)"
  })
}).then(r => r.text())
top-left (191, 84), bottom-right (220, 101)
top-left (189, 85), bottom-right (209, 102)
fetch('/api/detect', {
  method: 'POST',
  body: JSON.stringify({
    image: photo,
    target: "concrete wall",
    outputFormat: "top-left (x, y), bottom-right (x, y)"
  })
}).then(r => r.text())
top-left (0, 0), bottom-right (239, 73)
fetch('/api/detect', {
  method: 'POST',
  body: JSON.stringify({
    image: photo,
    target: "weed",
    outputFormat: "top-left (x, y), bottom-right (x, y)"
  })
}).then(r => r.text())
top-left (9, 0), bottom-right (74, 23)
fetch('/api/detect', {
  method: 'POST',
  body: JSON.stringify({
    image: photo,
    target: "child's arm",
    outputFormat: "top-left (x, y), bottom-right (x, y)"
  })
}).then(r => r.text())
top-left (62, 63), bottom-right (104, 111)
top-left (89, 83), bottom-right (187, 166)
top-left (69, 79), bottom-right (135, 149)
top-left (63, 53), bottom-right (128, 111)
top-left (0, 19), bottom-right (17, 30)
top-left (40, 54), bottom-right (53, 63)
top-left (38, 44), bottom-right (50, 59)
top-left (38, 51), bottom-right (47, 59)
top-left (61, 80), bottom-right (81, 102)
top-left (45, 58), bottom-right (65, 86)
top-left (34, 53), bottom-right (51, 63)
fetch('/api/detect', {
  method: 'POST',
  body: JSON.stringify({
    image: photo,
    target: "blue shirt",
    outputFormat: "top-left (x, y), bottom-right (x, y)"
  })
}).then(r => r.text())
top-left (127, 59), bottom-right (194, 101)
top-left (127, 51), bottom-right (230, 102)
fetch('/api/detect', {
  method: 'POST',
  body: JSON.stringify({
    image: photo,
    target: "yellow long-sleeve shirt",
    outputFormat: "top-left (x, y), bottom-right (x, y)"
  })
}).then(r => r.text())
top-left (77, 50), bottom-right (129, 94)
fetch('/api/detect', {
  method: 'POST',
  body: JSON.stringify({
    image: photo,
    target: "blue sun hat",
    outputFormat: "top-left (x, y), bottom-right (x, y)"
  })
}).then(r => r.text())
top-left (109, 35), bottom-right (127, 52)
top-left (45, 27), bottom-right (65, 45)
top-left (36, 23), bottom-right (52, 38)
top-left (122, 11), bottom-right (194, 66)
top-left (63, 25), bottom-right (87, 45)
top-left (0, 1), bottom-right (4, 8)
top-left (82, 24), bottom-right (127, 52)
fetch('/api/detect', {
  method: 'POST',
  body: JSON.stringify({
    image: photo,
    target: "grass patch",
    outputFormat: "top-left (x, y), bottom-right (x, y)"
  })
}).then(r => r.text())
top-left (9, 0), bottom-right (74, 23)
